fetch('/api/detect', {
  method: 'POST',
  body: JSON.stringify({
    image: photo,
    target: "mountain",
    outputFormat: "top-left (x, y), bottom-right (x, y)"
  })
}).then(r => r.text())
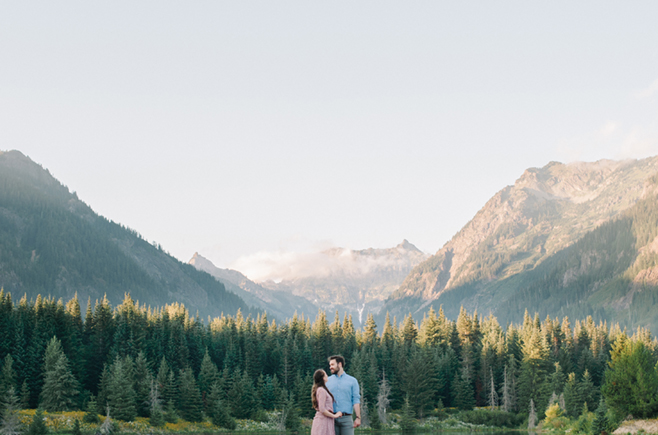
top-left (381, 157), bottom-right (658, 331)
top-left (188, 252), bottom-right (317, 321)
top-left (258, 240), bottom-right (429, 325)
top-left (0, 150), bottom-right (253, 319)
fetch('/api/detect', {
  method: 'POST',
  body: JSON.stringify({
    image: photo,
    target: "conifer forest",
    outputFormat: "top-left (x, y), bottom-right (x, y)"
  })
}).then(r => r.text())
top-left (1, 290), bottom-right (658, 432)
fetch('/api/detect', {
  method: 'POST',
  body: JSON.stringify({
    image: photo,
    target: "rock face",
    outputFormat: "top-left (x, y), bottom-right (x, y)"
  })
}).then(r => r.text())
top-left (189, 252), bottom-right (317, 321)
top-left (0, 150), bottom-right (252, 319)
top-left (382, 157), bottom-right (658, 331)
top-left (259, 241), bottom-right (429, 326)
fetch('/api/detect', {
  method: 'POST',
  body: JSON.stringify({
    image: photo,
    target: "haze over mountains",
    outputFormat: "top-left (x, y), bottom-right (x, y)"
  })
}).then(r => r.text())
top-left (190, 241), bottom-right (429, 325)
top-left (3, 148), bottom-right (658, 332)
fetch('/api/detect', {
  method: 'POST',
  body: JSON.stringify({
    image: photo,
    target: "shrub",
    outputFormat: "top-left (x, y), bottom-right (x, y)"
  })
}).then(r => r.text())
top-left (26, 409), bottom-right (48, 435)
top-left (458, 409), bottom-right (525, 428)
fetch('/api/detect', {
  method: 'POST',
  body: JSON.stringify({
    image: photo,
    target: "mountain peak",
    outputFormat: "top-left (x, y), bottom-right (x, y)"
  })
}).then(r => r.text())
top-left (396, 239), bottom-right (421, 252)
top-left (384, 155), bottom-right (658, 324)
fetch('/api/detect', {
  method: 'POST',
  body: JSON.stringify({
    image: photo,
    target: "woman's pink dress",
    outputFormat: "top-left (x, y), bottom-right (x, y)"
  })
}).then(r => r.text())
top-left (311, 387), bottom-right (335, 435)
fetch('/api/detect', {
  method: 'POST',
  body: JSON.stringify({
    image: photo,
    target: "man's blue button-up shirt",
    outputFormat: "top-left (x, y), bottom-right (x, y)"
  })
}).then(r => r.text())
top-left (326, 372), bottom-right (360, 414)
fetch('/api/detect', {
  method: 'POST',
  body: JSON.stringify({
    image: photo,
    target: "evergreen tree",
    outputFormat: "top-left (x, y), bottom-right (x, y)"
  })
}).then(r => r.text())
top-left (197, 349), bottom-right (219, 409)
top-left (0, 355), bottom-right (16, 398)
top-left (208, 384), bottom-right (236, 431)
top-left (20, 381), bottom-right (30, 410)
top-left (27, 409), bottom-right (48, 435)
top-left (282, 391), bottom-right (300, 432)
top-left (0, 387), bottom-right (21, 435)
top-left (452, 367), bottom-right (475, 410)
top-left (96, 364), bottom-right (110, 414)
top-left (176, 368), bottom-right (204, 422)
top-left (132, 352), bottom-right (151, 418)
top-left (592, 398), bottom-right (609, 435)
top-left (580, 369), bottom-right (597, 412)
top-left (148, 378), bottom-right (165, 427)
top-left (602, 337), bottom-right (658, 419)
top-left (83, 395), bottom-right (101, 424)
top-left (400, 347), bottom-right (440, 417)
top-left (39, 345), bottom-right (79, 411)
top-left (107, 356), bottom-right (137, 421)
top-left (399, 396), bottom-right (416, 432)
top-left (71, 419), bottom-right (81, 435)
top-left (163, 400), bottom-right (178, 424)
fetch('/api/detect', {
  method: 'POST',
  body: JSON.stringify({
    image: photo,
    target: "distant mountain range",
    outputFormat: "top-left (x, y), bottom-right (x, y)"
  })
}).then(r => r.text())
top-left (0, 150), bottom-right (253, 319)
top-left (5, 148), bottom-right (658, 331)
top-left (188, 252), bottom-right (318, 321)
top-left (380, 157), bottom-right (658, 332)
top-left (190, 240), bottom-right (429, 326)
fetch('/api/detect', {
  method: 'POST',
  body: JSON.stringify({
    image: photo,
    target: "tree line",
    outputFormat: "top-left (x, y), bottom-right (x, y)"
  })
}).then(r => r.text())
top-left (0, 290), bottom-right (657, 430)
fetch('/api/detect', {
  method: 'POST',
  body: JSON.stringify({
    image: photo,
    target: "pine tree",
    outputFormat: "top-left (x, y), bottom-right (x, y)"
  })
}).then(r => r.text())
top-left (83, 395), bottom-right (101, 424)
top-left (282, 391), bottom-right (300, 432)
top-left (452, 366), bottom-right (475, 410)
top-left (177, 368), bottom-right (203, 421)
top-left (39, 346), bottom-right (80, 411)
top-left (27, 408), bottom-right (48, 435)
top-left (208, 383), bottom-right (236, 430)
top-left (107, 356), bottom-right (136, 421)
top-left (0, 355), bottom-right (16, 398)
top-left (602, 337), bottom-right (658, 419)
top-left (177, 368), bottom-right (203, 422)
top-left (20, 381), bottom-right (30, 409)
top-left (592, 398), bottom-right (609, 435)
top-left (133, 352), bottom-right (151, 418)
top-left (197, 349), bottom-right (219, 410)
top-left (0, 387), bottom-right (21, 435)
top-left (401, 347), bottom-right (439, 417)
top-left (399, 396), bottom-right (416, 432)
top-left (163, 400), bottom-right (178, 424)
top-left (71, 419), bottom-right (81, 435)
top-left (148, 379), bottom-right (164, 427)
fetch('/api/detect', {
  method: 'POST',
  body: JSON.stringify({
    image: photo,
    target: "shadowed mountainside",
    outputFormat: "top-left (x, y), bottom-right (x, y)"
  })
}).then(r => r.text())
top-left (0, 150), bottom-right (253, 319)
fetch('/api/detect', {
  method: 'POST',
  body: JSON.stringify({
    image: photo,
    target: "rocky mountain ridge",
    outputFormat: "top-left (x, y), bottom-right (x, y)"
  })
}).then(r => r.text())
top-left (259, 240), bottom-right (429, 325)
top-left (381, 156), bottom-right (658, 331)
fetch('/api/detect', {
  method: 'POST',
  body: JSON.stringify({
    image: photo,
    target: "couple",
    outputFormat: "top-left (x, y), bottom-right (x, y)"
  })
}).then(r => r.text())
top-left (311, 355), bottom-right (361, 435)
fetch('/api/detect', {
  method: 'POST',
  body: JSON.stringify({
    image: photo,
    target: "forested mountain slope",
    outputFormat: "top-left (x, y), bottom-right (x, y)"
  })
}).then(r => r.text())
top-left (0, 150), bottom-right (252, 319)
top-left (382, 157), bottom-right (658, 331)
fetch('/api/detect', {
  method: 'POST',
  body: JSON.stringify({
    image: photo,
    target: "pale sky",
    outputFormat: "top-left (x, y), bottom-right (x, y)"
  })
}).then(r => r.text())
top-left (2, 2), bottom-right (658, 278)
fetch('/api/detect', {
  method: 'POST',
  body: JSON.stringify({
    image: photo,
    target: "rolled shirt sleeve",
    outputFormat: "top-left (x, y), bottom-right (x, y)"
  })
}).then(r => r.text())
top-left (352, 377), bottom-right (360, 405)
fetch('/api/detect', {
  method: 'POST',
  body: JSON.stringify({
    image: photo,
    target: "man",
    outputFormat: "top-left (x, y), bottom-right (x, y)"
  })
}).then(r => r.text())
top-left (326, 355), bottom-right (361, 435)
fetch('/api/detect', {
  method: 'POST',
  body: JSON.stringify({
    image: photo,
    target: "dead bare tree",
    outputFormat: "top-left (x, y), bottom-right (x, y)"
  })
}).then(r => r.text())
top-left (376, 371), bottom-right (391, 424)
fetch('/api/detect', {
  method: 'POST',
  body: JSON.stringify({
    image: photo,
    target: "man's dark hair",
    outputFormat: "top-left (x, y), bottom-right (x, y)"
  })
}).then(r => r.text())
top-left (329, 355), bottom-right (345, 368)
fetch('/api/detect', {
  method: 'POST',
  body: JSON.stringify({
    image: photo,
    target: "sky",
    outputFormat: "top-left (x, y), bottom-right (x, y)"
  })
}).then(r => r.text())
top-left (2, 2), bottom-right (658, 280)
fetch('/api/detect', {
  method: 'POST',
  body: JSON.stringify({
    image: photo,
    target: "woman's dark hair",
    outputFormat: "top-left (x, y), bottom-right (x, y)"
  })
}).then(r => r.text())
top-left (311, 369), bottom-right (335, 411)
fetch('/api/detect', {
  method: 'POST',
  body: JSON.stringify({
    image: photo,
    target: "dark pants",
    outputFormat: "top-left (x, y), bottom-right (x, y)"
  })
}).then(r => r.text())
top-left (334, 415), bottom-right (354, 435)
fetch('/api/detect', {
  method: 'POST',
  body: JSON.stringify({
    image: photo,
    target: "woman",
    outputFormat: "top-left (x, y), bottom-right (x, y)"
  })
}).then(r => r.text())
top-left (311, 369), bottom-right (342, 435)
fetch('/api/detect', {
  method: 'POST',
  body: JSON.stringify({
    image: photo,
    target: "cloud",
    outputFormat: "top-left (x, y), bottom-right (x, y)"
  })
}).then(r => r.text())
top-left (230, 244), bottom-right (420, 283)
top-left (636, 78), bottom-right (658, 99)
